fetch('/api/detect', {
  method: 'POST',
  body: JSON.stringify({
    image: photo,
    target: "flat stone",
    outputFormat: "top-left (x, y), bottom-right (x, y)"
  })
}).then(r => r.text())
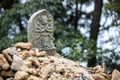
top-left (11, 54), bottom-right (27, 71)
top-left (0, 54), bottom-right (10, 70)
top-left (14, 71), bottom-right (29, 80)
top-left (27, 75), bottom-right (42, 80)
top-left (15, 42), bottom-right (32, 50)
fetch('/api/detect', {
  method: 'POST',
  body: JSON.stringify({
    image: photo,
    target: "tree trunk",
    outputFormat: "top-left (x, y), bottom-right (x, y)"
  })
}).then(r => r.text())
top-left (88, 0), bottom-right (103, 67)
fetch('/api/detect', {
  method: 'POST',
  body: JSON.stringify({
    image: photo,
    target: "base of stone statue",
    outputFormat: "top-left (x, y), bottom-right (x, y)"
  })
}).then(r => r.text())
top-left (46, 49), bottom-right (56, 55)
top-left (32, 48), bottom-right (56, 55)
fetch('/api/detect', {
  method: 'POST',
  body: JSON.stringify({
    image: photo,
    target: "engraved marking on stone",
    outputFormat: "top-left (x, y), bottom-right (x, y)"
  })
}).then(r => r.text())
top-left (28, 9), bottom-right (56, 53)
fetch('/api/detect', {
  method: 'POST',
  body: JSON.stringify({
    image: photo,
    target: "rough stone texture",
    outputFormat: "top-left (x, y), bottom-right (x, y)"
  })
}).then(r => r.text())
top-left (2, 47), bottom-right (17, 56)
top-left (0, 42), bottom-right (120, 80)
top-left (3, 52), bottom-right (13, 63)
top-left (36, 51), bottom-right (46, 57)
top-left (11, 54), bottom-right (27, 71)
top-left (1, 70), bottom-right (14, 77)
top-left (0, 54), bottom-right (10, 70)
top-left (27, 75), bottom-right (42, 80)
top-left (15, 42), bottom-right (32, 50)
top-left (14, 71), bottom-right (29, 80)
top-left (41, 64), bottom-right (54, 79)
top-left (92, 64), bottom-right (111, 80)
top-left (17, 50), bottom-right (35, 59)
top-left (111, 69), bottom-right (120, 80)
top-left (28, 9), bottom-right (56, 54)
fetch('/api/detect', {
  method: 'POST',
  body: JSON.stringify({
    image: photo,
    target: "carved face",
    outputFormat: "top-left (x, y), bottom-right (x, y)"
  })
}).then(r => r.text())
top-left (40, 15), bottom-right (48, 25)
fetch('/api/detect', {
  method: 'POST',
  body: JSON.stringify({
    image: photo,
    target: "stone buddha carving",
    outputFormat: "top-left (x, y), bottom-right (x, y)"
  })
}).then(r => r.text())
top-left (28, 9), bottom-right (56, 54)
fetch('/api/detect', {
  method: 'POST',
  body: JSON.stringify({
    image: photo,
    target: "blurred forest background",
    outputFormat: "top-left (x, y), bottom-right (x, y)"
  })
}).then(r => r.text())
top-left (0, 0), bottom-right (120, 70)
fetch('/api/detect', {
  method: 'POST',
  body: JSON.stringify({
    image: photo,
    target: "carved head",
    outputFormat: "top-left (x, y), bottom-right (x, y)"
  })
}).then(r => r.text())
top-left (39, 15), bottom-right (48, 26)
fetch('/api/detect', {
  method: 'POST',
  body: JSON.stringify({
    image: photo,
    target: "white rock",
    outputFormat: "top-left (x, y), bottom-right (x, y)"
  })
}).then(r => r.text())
top-left (14, 71), bottom-right (29, 80)
top-left (27, 75), bottom-right (42, 80)
top-left (11, 54), bottom-right (27, 71)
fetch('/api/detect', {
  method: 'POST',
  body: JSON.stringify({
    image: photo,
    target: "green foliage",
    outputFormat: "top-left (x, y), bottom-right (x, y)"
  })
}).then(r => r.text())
top-left (105, 0), bottom-right (120, 15)
top-left (104, 0), bottom-right (120, 70)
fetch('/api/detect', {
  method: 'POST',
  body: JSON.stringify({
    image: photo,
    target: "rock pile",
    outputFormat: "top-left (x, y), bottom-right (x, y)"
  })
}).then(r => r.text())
top-left (0, 42), bottom-right (120, 80)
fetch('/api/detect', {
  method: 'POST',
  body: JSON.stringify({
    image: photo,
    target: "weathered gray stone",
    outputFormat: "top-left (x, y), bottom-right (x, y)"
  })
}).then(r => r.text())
top-left (28, 9), bottom-right (56, 54)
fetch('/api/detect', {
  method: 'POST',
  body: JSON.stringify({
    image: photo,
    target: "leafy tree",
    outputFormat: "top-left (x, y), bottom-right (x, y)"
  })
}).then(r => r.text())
top-left (99, 0), bottom-right (120, 70)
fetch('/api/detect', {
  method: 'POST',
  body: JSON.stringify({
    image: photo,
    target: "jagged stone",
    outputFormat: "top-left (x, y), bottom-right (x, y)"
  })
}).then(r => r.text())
top-left (21, 66), bottom-right (38, 76)
top-left (2, 47), bottom-right (17, 56)
top-left (111, 69), bottom-right (120, 80)
top-left (36, 51), bottom-right (46, 57)
top-left (92, 64), bottom-right (110, 80)
top-left (17, 50), bottom-right (35, 59)
top-left (28, 57), bottom-right (40, 68)
top-left (14, 71), bottom-right (29, 80)
top-left (1, 42), bottom-right (119, 80)
top-left (93, 73), bottom-right (107, 80)
top-left (93, 64), bottom-right (106, 73)
top-left (0, 54), bottom-right (10, 70)
top-left (41, 64), bottom-right (54, 79)
top-left (11, 54), bottom-right (27, 71)
top-left (26, 68), bottom-right (38, 76)
top-left (15, 42), bottom-right (32, 50)
top-left (1, 70), bottom-right (15, 77)
top-left (3, 52), bottom-right (13, 63)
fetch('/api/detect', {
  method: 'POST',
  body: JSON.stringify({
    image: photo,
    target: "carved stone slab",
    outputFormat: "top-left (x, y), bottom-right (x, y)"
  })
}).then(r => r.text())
top-left (28, 9), bottom-right (56, 54)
